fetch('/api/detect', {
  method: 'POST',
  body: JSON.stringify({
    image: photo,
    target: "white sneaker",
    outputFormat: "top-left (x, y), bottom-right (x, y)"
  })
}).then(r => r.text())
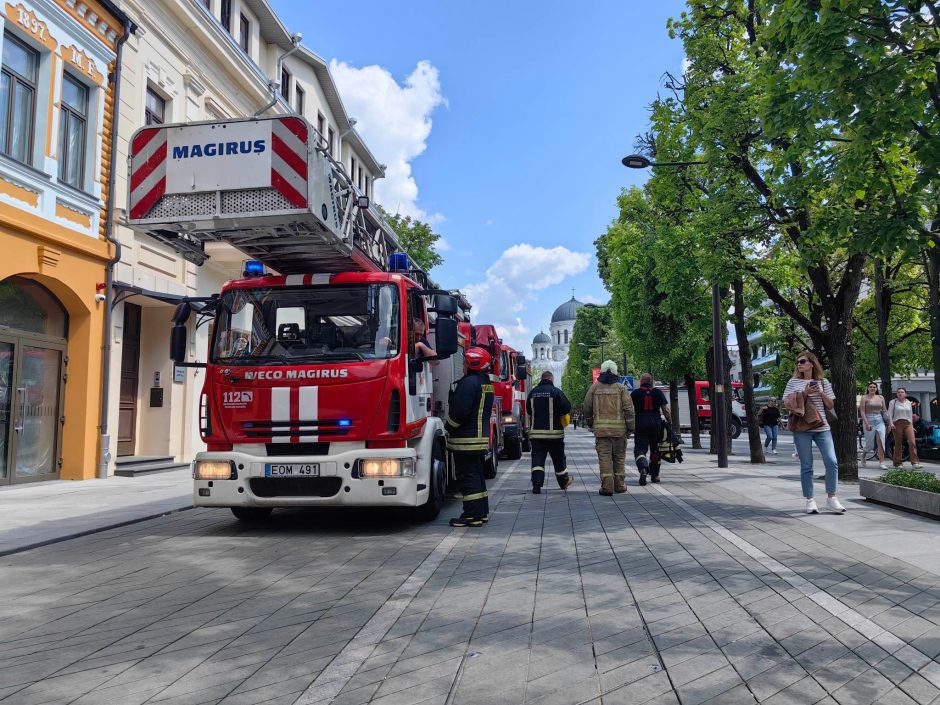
top-left (879, 463), bottom-right (888, 470)
top-left (893, 465), bottom-right (903, 470)
top-left (772, 450), bottom-right (778, 455)
top-left (911, 463), bottom-right (924, 470)
top-left (805, 498), bottom-right (819, 514)
top-left (792, 452), bottom-right (799, 458)
top-left (861, 456), bottom-right (867, 467)
top-left (826, 497), bottom-right (846, 513)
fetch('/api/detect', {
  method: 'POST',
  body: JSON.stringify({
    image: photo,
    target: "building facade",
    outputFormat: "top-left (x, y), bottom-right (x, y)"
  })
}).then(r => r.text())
top-left (0, 0), bottom-right (130, 483)
top-left (529, 296), bottom-right (583, 389)
top-left (101, 0), bottom-right (386, 474)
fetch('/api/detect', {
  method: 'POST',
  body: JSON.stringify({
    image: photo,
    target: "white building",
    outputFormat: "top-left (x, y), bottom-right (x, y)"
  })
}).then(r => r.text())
top-left (102, 0), bottom-right (385, 474)
top-left (530, 296), bottom-right (583, 389)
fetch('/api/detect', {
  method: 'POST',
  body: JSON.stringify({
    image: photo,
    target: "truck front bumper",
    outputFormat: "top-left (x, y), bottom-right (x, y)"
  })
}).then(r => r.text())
top-left (192, 448), bottom-right (427, 508)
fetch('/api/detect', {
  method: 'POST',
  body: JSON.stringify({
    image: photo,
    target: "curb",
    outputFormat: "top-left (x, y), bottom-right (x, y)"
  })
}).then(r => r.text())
top-left (0, 504), bottom-right (194, 558)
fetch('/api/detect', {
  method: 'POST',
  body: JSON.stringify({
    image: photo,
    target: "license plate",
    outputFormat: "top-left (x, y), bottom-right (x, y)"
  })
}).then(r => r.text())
top-left (265, 463), bottom-right (319, 477)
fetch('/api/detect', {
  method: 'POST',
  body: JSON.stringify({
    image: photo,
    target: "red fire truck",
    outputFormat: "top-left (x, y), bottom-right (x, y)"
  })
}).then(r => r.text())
top-left (127, 115), bottom-right (468, 521)
top-left (497, 343), bottom-right (529, 459)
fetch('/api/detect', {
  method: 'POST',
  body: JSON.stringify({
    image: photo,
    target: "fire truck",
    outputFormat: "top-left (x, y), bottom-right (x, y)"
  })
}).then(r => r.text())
top-left (127, 115), bottom-right (468, 521)
top-left (497, 343), bottom-right (529, 459)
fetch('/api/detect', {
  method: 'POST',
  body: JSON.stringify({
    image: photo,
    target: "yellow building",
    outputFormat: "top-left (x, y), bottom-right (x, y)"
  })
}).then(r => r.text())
top-left (0, 0), bottom-right (131, 483)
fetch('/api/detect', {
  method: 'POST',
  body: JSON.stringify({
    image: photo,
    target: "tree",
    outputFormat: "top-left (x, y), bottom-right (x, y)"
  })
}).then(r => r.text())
top-left (382, 212), bottom-right (444, 271)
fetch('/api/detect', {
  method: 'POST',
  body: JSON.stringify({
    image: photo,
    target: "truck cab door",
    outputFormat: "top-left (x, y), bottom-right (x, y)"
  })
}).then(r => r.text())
top-left (406, 291), bottom-right (431, 423)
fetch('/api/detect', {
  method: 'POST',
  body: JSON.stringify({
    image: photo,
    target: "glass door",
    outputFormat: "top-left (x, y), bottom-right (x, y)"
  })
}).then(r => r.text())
top-left (14, 346), bottom-right (63, 480)
top-left (0, 339), bottom-right (13, 481)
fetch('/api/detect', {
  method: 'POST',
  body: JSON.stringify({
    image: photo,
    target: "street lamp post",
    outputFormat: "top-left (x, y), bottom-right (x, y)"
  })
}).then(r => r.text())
top-left (622, 154), bottom-right (728, 468)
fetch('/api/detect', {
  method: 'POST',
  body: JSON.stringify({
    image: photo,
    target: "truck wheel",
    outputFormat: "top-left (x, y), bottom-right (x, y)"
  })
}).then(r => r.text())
top-left (484, 443), bottom-right (498, 480)
top-left (231, 507), bottom-right (273, 522)
top-left (730, 418), bottom-right (742, 440)
top-left (415, 442), bottom-right (445, 522)
top-left (505, 436), bottom-right (523, 460)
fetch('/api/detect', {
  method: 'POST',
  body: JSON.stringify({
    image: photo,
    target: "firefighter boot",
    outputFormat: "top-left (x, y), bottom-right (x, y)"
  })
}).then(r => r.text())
top-left (449, 515), bottom-right (483, 528)
top-left (555, 469), bottom-right (572, 490)
top-left (636, 455), bottom-right (649, 486)
top-left (531, 467), bottom-right (545, 494)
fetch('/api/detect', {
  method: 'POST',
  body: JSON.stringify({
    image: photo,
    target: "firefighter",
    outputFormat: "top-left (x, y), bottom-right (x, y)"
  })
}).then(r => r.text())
top-left (630, 372), bottom-right (672, 485)
top-left (583, 360), bottom-right (636, 495)
top-left (445, 347), bottom-right (496, 527)
top-left (526, 371), bottom-right (573, 493)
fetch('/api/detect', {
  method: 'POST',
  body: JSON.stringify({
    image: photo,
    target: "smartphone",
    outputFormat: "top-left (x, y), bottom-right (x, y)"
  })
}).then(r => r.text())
top-left (809, 380), bottom-right (818, 387)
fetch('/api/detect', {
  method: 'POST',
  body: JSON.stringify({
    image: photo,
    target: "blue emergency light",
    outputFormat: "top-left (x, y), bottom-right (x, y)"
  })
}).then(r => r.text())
top-left (338, 419), bottom-right (351, 427)
top-left (389, 252), bottom-right (410, 272)
top-left (243, 260), bottom-right (265, 277)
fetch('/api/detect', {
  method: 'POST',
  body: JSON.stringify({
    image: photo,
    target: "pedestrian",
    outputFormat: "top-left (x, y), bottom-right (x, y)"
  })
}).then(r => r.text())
top-left (630, 373), bottom-right (671, 486)
top-left (526, 371), bottom-right (573, 493)
top-left (584, 360), bottom-right (636, 495)
top-left (887, 387), bottom-right (924, 470)
top-left (782, 351), bottom-right (846, 514)
top-left (858, 382), bottom-right (889, 470)
top-left (757, 398), bottom-right (781, 454)
top-left (445, 347), bottom-right (496, 527)
top-left (572, 414), bottom-right (578, 431)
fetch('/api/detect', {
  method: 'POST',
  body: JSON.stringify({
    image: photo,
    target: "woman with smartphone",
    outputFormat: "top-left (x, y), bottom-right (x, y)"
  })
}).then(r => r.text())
top-left (783, 351), bottom-right (846, 514)
top-left (887, 388), bottom-right (923, 470)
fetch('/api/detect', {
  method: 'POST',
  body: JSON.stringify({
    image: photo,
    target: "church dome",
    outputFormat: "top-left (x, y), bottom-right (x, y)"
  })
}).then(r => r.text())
top-left (551, 296), bottom-right (583, 323)
top-left (532, 330), bottom-right (551, 344)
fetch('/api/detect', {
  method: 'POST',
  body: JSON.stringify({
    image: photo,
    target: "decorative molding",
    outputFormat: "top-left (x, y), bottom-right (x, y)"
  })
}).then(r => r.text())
top-left (53, 0), bottom-right (123, 50)
top-left (37, 245), bottom-right (62, 270)
top-left (55, 200), bottom-right (93, 228)
top-left (61, 44), bottom-right (105, 85)
top-left (0, 175), bottom-right (41, 207)
top-left (185, 71), bottom-right (206, 97)
top-left (5, 3), bottom-right (59, 51)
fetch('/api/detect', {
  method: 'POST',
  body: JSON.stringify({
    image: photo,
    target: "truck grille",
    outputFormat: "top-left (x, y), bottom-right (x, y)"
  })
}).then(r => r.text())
top-left (266, 442), bottom-right (329, 456)
top-left (249, 477), bottom-right (343, 498)
top-left (243, 421), bottom-right (351, 439)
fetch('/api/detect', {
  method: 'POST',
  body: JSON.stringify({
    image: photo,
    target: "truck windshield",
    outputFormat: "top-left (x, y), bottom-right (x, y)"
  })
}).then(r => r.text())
top-left (212, 284), bottom-right (400, 364)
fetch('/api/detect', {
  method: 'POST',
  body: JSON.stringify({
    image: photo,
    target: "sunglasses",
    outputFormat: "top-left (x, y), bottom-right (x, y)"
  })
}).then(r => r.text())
top-left (797, 358), bottom-right (809, 365)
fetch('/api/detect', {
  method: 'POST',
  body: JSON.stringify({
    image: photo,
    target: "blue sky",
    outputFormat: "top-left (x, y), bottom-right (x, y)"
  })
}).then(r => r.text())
top-left (273, 0), bottom-right (688, 351)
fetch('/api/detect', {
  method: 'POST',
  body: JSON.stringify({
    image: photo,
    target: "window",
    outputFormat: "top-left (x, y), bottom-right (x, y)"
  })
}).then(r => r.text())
top-left (280, 67), bottom-right (290, 101)
top-left (350, 156), bottom-right (357, 184)
top-left (295, 85), bottom-right (304, 115)
top-left (564, 330), bottom-right (568, 344)
top-left (358, 166), bottom-right (363, 190)
top-left (220, 0), bottom-right (232, 33)
top-left (58, 74), bottom-right (87, 189)
top-left (327, 127), bottom-right (334, 156)
top-left (145, 87), bottom-right (165, 125)
top-left (316, 112), bottom-right (325, 145)
top-left (1, 34), bottom-right (39, 164)
top-left (364, 176), bottom-right (370, 199)
top-left (239, 14), bottom-right (250, 52)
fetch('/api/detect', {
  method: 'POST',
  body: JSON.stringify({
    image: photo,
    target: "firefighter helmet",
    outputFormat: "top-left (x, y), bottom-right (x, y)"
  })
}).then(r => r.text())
top-left (465, 347), bottom-right (491, 372)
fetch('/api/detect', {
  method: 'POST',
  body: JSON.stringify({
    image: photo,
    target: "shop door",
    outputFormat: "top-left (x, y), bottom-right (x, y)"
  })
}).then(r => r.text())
top-left (117, 303), bottom-right (141, 456)
top-left (0, 334), bottom-right (65, 484)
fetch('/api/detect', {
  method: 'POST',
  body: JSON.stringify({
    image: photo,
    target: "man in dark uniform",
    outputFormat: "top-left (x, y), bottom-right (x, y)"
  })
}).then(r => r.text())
top-left (526, 371), bottom-right (573, 493)
top-left (445, 347), bottom-right (495, 527)
top-left (630, 372), bottom-right (672, 485)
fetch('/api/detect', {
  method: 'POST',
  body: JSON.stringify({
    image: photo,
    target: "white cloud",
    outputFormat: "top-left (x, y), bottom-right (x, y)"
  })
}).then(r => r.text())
top-left (580, 294), bottom-right (607, 305)
top-left (484, 218), bottom-right (494, 227)
top-left (434, 237), bottom-right (451, 252)
top-left (463, 244), bottom-right (591, 351)
top-left (330, 59), bottom-right (446, 224)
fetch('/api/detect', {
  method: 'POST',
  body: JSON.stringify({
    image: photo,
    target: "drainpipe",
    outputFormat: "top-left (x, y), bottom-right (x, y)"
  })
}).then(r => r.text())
top-left (254, 32), bottom-right (302, 116)
top-left (99, 17), bottom-right (135, 480)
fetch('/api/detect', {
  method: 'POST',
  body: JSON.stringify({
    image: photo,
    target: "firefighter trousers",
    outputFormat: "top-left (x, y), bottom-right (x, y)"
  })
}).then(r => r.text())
top-left (595, 436), bottom-right (627, 492)
top-left (530, 439), bottom-right (569, 488)
top-left (454, 451), bottom-right (488, 519)
top-left (634, 418), bottom-right (662, 479)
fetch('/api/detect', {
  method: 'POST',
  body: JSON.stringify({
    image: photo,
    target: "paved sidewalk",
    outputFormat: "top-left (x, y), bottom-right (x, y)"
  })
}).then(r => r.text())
top-left (0, 468), bottom-right (192, 555)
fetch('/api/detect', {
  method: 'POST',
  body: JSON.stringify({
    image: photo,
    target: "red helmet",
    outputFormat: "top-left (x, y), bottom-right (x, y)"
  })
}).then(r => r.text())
top-left (465, 347), bottom-right (492, 372)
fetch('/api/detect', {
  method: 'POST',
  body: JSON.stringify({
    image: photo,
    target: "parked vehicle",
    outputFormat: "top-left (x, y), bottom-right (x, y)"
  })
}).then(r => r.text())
top-left (668, 380), bottom-right (748, 440)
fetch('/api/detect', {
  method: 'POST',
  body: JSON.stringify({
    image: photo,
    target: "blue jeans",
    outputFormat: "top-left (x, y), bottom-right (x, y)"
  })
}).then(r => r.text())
top-left (763, 425), bottom-right (778, 450)
top-left (792, 430), bottom-right (839, 498)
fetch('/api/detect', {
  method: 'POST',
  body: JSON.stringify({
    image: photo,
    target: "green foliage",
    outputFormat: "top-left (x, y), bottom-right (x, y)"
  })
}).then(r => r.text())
top-left (382, 212), bottom-right (444, 272)
top-left (561, 305), bottom-right (624, 411)
top-left (878, 470), bottom-right (940, 495)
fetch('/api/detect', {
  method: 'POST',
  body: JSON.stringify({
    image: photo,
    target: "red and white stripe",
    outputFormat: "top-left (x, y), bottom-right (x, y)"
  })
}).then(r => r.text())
top-left (271, 117), bottom-right (308, 209)
top-left (285, 274), bottom-right (332, 286)
top-left (129, 128), bottom-right (167, 220)
top-left (271, 386), bottom-right (319, 443)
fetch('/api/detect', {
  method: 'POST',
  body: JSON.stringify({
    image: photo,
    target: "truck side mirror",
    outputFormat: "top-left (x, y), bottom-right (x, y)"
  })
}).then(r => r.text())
top-left (172, 302), bottom-right (192, 324)
top-left (516, 364), bottom-right (527, 381)
top-left (434, 317), bottom-right (458, 357)
top-left (433, 294), bottom-right (458, 316)
top-left (170, 325), bottom-right (187, 364)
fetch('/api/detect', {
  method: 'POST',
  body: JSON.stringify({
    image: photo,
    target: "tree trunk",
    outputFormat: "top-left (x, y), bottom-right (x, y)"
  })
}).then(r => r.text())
top-left (684, 373), bottom-right (702, 449)
top-left (734, 277), bottom-right (765, 463)
top-left (721, 309), bottom-right (735, 455)
top-left (926, 245), bottom-right (940, 424)
top-left (706, 346), bottom-right (716, 454)
top-left (669, 379), bottom-right (680, 429)
top-left (873, 258), bottom-right (892, 398)
top-left (827, 326), bottom-right (859, 481)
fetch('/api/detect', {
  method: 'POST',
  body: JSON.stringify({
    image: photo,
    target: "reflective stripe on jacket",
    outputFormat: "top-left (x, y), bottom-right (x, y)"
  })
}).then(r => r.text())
top-left (583, 379), bottom-right (635, 437)
top-left (527, 380), bottom-right (571, 440)
top-left (446, 371), bottom-right (495, 452)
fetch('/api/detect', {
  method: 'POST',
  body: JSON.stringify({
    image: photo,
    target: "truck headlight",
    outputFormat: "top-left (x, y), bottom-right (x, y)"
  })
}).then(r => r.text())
top-left (503, 414), bottom-right (515, 425)
top-left (360, 458), bottom-right (415, 477)
top-left (194, 460), bottom-right (236, 480)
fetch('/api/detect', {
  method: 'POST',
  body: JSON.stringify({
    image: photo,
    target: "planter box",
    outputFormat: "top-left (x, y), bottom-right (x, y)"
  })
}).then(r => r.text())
top-left (859, 479), bottom-right (940, 519)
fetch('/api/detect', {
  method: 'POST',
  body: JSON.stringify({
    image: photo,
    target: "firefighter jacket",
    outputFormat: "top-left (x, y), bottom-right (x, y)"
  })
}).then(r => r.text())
top-left (445, 371), bottom-right (495, 453)
top-left (527, 380), bottom-right (571, 440)
top-left (583, 371), bottom-right (636, 437)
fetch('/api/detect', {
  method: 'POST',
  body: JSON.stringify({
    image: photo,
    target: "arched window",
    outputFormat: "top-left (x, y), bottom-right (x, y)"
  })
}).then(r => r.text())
top-left (0, 276), bottom-right (68, 338)
top-left (564, 330), bottom-right (568, 344)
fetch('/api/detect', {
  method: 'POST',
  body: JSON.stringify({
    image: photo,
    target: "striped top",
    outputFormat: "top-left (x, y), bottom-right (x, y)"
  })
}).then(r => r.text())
top-left (783, 377), bottom-right (835, 432)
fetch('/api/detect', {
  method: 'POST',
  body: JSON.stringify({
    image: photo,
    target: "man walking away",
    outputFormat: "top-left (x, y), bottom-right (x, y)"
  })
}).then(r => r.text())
top-left (584, 360), bottom-right (636, 495)
top-left (630, 373), bottom-right (672, 485)
top-left (527, 371), bottom-right (573, 493)
top-left (445, 347), bottom-right (496, 527)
